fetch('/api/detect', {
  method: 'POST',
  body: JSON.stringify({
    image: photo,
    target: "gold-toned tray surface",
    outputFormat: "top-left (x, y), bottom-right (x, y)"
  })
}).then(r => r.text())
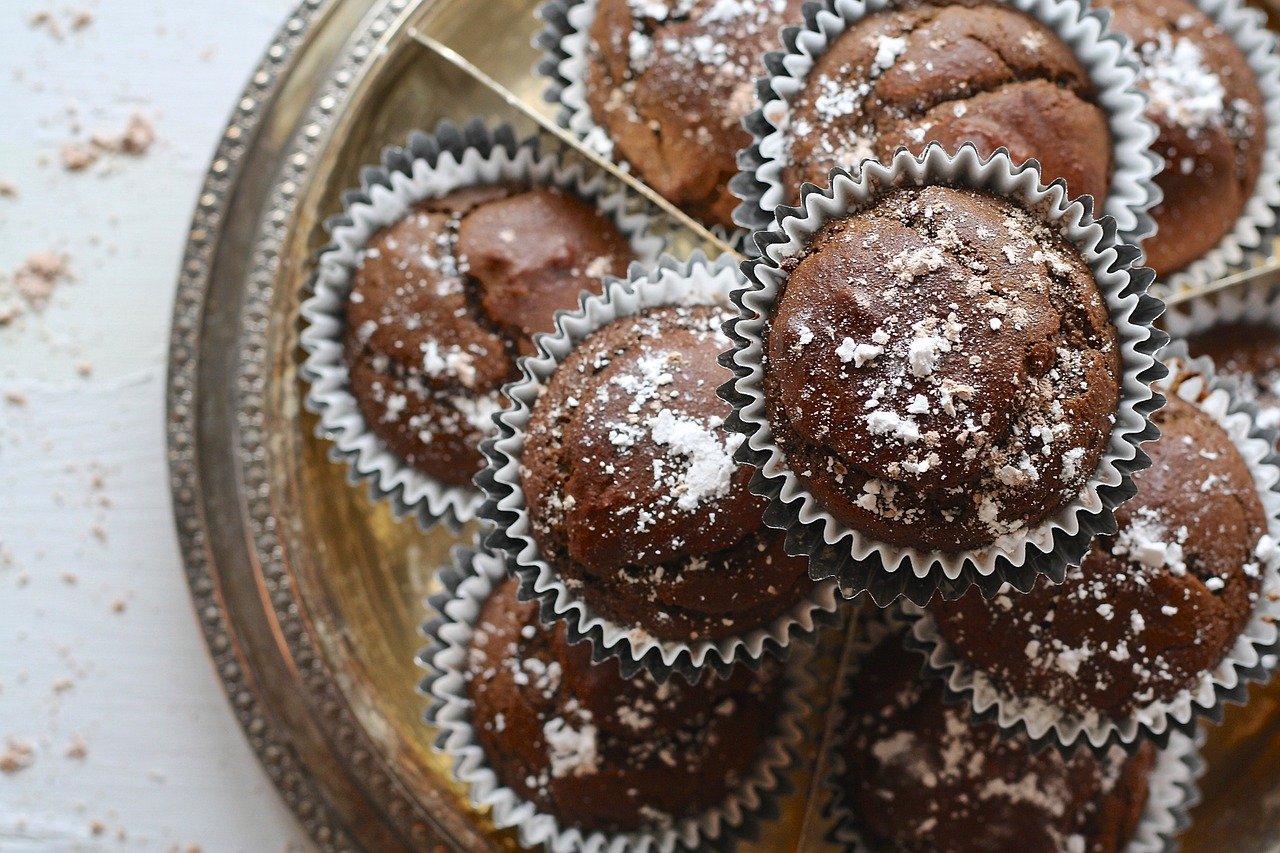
top-left (167, 0), bottom-right (1280, 849)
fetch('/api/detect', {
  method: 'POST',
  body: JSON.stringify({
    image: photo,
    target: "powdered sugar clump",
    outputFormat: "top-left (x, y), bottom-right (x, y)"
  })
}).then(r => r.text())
top-left (649, 410), bottom-right (744, 511)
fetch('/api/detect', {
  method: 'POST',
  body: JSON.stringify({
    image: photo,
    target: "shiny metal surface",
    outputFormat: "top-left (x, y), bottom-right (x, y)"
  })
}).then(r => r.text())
top-left (167, 0), bottom-right (1280, 849)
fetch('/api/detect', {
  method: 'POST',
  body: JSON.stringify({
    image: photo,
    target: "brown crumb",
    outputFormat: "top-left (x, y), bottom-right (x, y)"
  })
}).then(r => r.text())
top-left (0, 738), bottom-right (35, 774)
top-left (4, 391), bottom-right (26, 406)
top-left (0, 179), bottom-right (15, 198)
top-left (51, 677), bottom-right (74, 694)
top-left (90, 820), bottom-right (106, 836)
top-left (60, 142), bottom-right (97, 171)
top-left (65, 734), bottom-right (88, 760)
top-left (111, 597), bottom-right (127, 614)
top-left (29, 10), bottom-right (63, 40)
top-left (76, 360), bottom-right (94, 377)
top-left (68, 8), bottom-right (92, 31)
top-left (12, 250), bottom-right (72, 308)
top-left (60, 572), bottom-right (78, 585)
top-left (90, 113), bottom-right (155, 157)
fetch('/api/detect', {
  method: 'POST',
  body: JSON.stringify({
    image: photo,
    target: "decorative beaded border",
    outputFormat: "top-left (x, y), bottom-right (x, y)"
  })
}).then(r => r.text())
top-left (165, 0), bottom-right (454, 849)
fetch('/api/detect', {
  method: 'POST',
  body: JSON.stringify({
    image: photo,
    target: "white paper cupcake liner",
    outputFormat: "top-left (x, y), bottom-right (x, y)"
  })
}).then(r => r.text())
top-left (299, 120), bottom-right (666, 529)
top-left (722, 144), bottom-right (1167, 606)
top-left (534, 0), bottom-right (754, 247)
top-left (732, 0), bottom-right (1162, 251)
top-left (1157, 0), bottom-right (1280, 296)
top-left (900, 343), bottom-right (1280, 752)
top-left (819, 614), bottom-right (1203, 852)
top-left (476, 252), bottom-right (841, 682)
top-left (420, 546), bottom-right (814, 853)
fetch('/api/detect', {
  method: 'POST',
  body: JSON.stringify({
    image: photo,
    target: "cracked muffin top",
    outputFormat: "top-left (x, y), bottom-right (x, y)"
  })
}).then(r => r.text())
top-left (342, 184), bottom-right (634, 487)
top-left (765, 185), bottom-right (1120, 552)
top-left (782, 0), bottom-right (1111, 205)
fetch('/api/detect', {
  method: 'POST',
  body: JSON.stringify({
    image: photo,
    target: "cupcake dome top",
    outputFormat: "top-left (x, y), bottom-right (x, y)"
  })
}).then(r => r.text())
top-left (764, 184), bottom-right (1121, 552)
top-left (782, 0), bottom-right (1112, 205)
top-left (464, 574), bottom-right (785, 833)
top-left (928, 392), bottom-right (1271, 717)
top-left (522, 301), bottom-right (813, 641)
top-left (344, 184), bottom-right (634, 486)
top-left (1096, 0), bottom-right (1266, 277)
top-left (836, 631), bottom-right (1155, 852)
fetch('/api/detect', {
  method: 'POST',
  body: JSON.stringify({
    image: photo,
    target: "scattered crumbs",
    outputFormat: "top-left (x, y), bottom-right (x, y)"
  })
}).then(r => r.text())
top-left (12, 250), bottom-right (73, 309)
top-left (0, 738), bottom-right (35, 774)
top-left (28, 9), bottom-right (63, 40)
top-left (61, 142), bottom-right (98, 171)
top-left (51, 676), bottom-right (74, 694)
top-left (60, 113), bottom-right (157, 173)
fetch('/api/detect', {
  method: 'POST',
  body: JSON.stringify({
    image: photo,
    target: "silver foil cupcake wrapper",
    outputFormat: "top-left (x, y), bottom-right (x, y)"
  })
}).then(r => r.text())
top-left (419, 546), bottom-right (814, 853)
top-left (299, 120), bottom-right (665, 529)
top-left (1158, 0), bottom-right (1280, 296)
top-left (821, 615), bottom-right (1203, 852)
top-left (900, 344), bottom-right (1280, 752)
top-left (477, 252), bottom-right (841, 682)
top-left (534, 0), bottom-right (754, 248)
top-left (731, 0), bottom-right (1162, 251)
top-left (721, 144), bottom-right (1167, 606)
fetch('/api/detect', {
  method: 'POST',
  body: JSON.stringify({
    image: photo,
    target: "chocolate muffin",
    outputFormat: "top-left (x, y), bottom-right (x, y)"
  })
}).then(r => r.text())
top-left (1186, 322), bottom-right (1280, 427)
top-left (929, 393), bottom-right (1271, 718)
top-left (465, 575), bottom-right (786, 832)
top-left (522, 301), bottom-right (814, 640)
top-left (765, 186), bottom-right (1121, 551)
top-left (584, 0), bottom-right (805, 229)
top-left (783, 0), bottom-right (1112, 205)
top-left (1095, 0), bottom-right (1265, 277)
top-left (343, 185), bottom-right (635, 487)
top-left (837, 632), bottom-right (1155, 852)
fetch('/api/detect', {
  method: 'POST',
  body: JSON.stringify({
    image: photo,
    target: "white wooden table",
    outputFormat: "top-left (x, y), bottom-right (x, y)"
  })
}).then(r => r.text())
top-left (1, 2), bottom-right (315, 849)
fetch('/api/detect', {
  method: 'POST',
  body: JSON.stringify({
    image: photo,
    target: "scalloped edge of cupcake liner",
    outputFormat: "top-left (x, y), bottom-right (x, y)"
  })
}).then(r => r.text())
top-left (730, 0), bottom-right (1163, 252)
top-left (476, 250), bottom-right (842, 683)
top-left (1157, 0), bottom-right (1280, 296)
top-left (720, 143), bottom-right (1168, 606)
top-left (418, 545), bottom-right (815, 853)
top-left (899, 343), bottom-right (1280, 753)
top-left (823, 617), bottom-right (1204, 853)
top-left (299, 119), bottom-right (667, 530)
top-left (533, 0), bottom-right (755, 248)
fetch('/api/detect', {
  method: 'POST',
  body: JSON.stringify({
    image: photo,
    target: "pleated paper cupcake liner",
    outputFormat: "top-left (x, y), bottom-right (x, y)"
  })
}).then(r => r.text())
top-left (900, 343), bottom-right (1280, 752)
top-left (1158, 0), bottom-right (1280, 296)
top-left (299, 119), bottom-right (665, 529)
top-left (534, 0), bottom-right (755, 247)
top-left (731, 0), bottom-right (1161, 251)
top-left (721, 144), bottom-right (1167, 606)
top-left (420, 545), bottom-right (814, 853)
top-left (477, 251), bottom-right (841, 682)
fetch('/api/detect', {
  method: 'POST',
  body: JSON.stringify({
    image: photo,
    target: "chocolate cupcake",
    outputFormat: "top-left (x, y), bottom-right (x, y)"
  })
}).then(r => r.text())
top-left (782, 1), bottom-right (1111, 206)
top-left (482, 254), bottom-right (839, 677)
top-left (929, 393), bottom-right (1268, 722)
top-left (903, 349), bottom-right (1280, 748)
top-left (424, 547), bottom-right (810, 850)
top-left (1095, 0), bottom-right (1266, 278)
top-left (466, 575), bottom-right (783, 833)
top-left (831, 630), bottom-right (1156, 852)
top-left (302, 123), bottom-right (663, 526)
top-left (765, 185), bottom-right (1119, 552)
top-left (734, 0), bottom-right (1160, 244)
top-left (724, 146), bottom-right (1165, 603)
top-left (548, 0), bottom-right (804, 231)
top-left (522, 300), bottom-right (813, 641)
top-left (345, 185), bottom-right (635, 488)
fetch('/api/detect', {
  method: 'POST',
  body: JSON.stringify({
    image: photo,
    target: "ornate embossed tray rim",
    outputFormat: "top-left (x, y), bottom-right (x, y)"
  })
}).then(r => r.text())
top-left (167, 0), bottom-right (1280, 850)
